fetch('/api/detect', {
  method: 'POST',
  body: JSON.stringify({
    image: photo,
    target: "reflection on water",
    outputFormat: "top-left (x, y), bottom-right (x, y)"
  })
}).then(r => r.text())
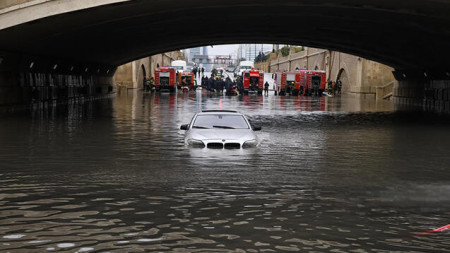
top-left (1, 90), bottom-right (450, 252)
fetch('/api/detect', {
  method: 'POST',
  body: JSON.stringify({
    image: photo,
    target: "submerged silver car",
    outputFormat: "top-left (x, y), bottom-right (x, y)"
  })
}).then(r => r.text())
top-left (180, 110), bottom-right (261, 149)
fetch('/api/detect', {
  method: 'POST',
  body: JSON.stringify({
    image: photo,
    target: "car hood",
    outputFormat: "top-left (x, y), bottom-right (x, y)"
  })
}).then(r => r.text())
top-left (187, 129), bottom-right (256, 141)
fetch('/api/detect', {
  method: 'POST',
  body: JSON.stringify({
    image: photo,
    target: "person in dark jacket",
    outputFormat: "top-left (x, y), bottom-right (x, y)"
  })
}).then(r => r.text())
top-left (236, 76), bottom-right (244, 94)
top-left (264, 81), bottom-right (269, 96)
top-left (207, 76), bottom-right (215, 91)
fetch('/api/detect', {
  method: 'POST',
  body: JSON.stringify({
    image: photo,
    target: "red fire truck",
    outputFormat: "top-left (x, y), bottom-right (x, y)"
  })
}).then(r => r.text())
top-left (242, 68), bottom-right (264, 95)
top-left (274, 70), bottom-right (327, 96)
top-left (154, 66), bottom-right (177, 92)
top-left (274, 71), bottom-right (303, 96)
top-left (178, 72), bottom-right (196, 91)
top-left (299, 70), bottom-right (326, 96)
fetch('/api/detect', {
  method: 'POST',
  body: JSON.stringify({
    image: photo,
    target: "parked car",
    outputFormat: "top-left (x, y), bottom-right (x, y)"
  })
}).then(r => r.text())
top-left (180, 110), bottom-right (261, 149)
top-left (225, 66), bottom-right (235, 73)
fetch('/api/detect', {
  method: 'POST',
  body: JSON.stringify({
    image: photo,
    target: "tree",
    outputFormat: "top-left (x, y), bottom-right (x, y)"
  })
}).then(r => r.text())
top-left (254, 52), bottom-right (269, 63)
top-left (281, 46), bottom-right (290, 57)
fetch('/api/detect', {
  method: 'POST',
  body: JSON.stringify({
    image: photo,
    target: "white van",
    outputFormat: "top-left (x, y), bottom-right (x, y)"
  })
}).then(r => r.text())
top-left (236, 61), bottom-right (254, 76)
top-left (171, 60), bottom-right (187, 73)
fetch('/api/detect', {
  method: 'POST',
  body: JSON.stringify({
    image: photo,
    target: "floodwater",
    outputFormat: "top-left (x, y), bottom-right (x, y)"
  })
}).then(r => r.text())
top-left (1, 89), bottom-right (450, 253)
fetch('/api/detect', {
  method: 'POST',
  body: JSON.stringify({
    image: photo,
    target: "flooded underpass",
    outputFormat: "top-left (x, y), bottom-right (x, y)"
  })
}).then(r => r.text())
top-left (1, 90), bottom-right (450, 252)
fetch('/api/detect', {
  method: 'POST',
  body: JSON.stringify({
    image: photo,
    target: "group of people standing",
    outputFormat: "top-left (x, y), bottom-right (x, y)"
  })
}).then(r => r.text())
top-left (327, 80), bottom-right (342, 95)
top-left (143, 76), bottom-right (155, 91)
top-left (201, 76), bottom-right (236, 95)
top-left (200, 75), bottom-right (271, 96)
top-left (192, 67), bottom-right (205, 78)
top-left (142, 68), bottom-right (274, 96)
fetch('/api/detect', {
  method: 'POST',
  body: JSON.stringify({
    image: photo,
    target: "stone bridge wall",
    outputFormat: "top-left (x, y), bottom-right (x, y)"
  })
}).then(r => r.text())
top-left (269, 48), bottom-right (396, 95)
top-left (114, 52), bottom-right (183, 91)
top-left (0, 0), bottom-right (127, 30)
top-left (0, 0), bottom-right (37, 9)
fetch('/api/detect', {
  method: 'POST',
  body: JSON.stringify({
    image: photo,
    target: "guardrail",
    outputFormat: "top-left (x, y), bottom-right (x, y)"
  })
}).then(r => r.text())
top-left (376, 81), bottom-right (395, 100)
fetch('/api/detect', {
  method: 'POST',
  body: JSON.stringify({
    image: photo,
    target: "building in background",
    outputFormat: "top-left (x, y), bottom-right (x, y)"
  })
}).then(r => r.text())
top-left (187, 46), bottom-right (213, 71)
top-left (186, 47), bottom-right (201, 62)
top-left (213, 55), bottom-right (234, 68)
top-left (202, 46), bottom-right (208, 57)
top-left (237, 44), bottom-right (273, 63)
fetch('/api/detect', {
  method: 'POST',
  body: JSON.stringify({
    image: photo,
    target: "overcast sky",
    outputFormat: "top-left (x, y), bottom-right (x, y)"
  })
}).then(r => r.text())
top-left (207, 44), bottom-right (238, 56)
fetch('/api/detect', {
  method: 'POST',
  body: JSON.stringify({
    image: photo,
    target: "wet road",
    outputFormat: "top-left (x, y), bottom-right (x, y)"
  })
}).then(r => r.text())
top-left (1, 90), bottom-right (450, 252)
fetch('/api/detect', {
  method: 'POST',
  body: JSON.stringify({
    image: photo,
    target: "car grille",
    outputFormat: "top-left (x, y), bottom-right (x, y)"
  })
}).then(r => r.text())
top-left (224, 143), bottom-right (241, 149)
top-left (207, 143), bottom-right (224, 149)
top-left (207, 143), bottom-right (241, 149)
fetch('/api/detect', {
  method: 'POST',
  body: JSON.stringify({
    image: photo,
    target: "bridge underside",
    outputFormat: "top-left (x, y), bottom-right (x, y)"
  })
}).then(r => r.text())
top-left (0, 0), bottom-right (449, 110)
top-left (0, 0), bottom-right (449, 73)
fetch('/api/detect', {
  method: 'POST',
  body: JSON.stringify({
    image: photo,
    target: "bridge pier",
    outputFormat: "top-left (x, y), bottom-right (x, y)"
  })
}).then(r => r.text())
top-left (393, 70), bottom-right (450, 113)
top-left (0, 52), bottom-right (116, 109)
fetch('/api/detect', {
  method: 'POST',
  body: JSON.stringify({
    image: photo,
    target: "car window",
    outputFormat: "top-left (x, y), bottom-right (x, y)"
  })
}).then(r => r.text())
top-left (193, 115), bottom-right (250, 129)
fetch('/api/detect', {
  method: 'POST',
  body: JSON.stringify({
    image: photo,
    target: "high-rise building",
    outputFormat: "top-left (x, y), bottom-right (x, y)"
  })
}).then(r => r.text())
top-left (188, 46), bottom-right (214, 71)
top-left (182, 49), bottom-right (190, 61)
top-left (188, 47), bottom-right (202, 62)
top-left (238, 44), bottom-right (272, 62)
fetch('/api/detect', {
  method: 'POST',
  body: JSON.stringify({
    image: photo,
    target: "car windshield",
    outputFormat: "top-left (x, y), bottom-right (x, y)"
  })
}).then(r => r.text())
top-left (240, 66), bottom-right (252, 70)
top-left (193, 115), bottom-right (249, 129)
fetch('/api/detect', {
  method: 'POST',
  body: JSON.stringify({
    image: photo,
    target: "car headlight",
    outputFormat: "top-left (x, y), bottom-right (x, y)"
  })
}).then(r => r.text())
top-left (243, 139), bottom-right (258, 148)
top-left (187, 139), bottom-right (205, 148)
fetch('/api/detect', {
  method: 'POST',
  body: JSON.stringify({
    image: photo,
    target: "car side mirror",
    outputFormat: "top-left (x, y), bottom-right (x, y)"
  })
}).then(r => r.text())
top-left (252, 125), bottom-right (262, 131)
top-left (180, 124), bottom-right (189, 130)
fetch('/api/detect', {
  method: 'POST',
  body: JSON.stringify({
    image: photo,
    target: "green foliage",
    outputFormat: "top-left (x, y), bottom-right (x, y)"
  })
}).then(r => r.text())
top-left (254, 52), bottom-right (269, 63)
top-left (281, 46), bottom-right (290, 57)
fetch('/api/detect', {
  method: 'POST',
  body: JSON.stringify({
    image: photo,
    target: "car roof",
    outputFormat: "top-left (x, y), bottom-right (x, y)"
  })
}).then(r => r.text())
top-left (197, 110), bottom-right (240, 115)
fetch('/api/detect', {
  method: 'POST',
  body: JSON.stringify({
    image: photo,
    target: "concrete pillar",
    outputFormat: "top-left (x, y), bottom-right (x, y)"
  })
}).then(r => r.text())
top-left (355, 58), bottom-right (363, 90)
top-left (304, 48), bottom-right (309, 69)
top-left (0, 52), bottom-right (115, 107)
top-left (132, 61), bottom-right (137, 89)
top-left (287, 54), bottom-right (291, 71)
top-left (393, 79), bottom-right (426, 110)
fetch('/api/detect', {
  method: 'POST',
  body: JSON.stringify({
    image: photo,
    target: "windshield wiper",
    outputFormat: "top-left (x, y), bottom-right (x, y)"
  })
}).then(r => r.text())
top-left (213, 125), bottom-right (235, 129)
top-left (192, 126), bottom-right (210, 129)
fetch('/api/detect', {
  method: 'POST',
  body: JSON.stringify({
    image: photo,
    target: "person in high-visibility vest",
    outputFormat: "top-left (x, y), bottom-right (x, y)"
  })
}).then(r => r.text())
top-left (145, 77), bottom-right (151, 91)
top-left (337, 79), bottom-right (342, 94)
top-left (149, 77), bottom-right (155, 91)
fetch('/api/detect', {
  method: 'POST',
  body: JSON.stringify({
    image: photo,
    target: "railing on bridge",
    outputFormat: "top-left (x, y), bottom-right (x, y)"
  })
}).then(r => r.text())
top-left (376, 81), bottom-right (395, 100)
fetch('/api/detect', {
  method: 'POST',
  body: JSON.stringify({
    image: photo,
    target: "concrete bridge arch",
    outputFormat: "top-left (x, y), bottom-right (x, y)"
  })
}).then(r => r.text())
top-left (138, 64), bottom-right (146, 89)
top-left (337, 68), bottom-right (349, 93)
top-left (1, 0), bottom-right (449, 71)
top-left (0, 0), bottom-right (450, 110)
